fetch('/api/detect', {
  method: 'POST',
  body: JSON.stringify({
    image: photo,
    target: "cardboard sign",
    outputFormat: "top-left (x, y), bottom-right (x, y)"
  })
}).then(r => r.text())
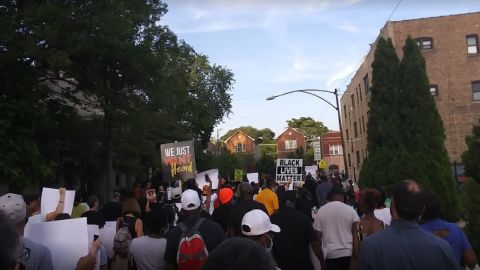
top-left (234, 169), bottom-right (244, 182)
top-left (312, 141), bottom-right (322, 161)
top-left (318, 159), bottom-right (328, 169)
top-left (146, 189), bottom-right (157, 203)
top-left (41, 187), bottom-right (75, 215)
top-left (24, 218), bottom-right (89, 270)
top-left (87, 225), bottom-right (100, 270)
top-left (99, 221), bottom-right (116, 259)
top-left (160, 140), bottom-right (197, 182)
top-left (276, 159), bottom-right (303, 182)
top-left (247, 172), bottom-right (259, 184)
top-left (196, 169), bottom-right (219, 190)
top-left (305, 166), bottom-right (318, 177)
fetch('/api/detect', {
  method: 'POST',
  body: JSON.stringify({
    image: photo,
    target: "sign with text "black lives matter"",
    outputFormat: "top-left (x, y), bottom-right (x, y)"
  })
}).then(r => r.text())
top-left (160, 140), bottom-right (196, 182)
top-left (276, 158), bottom-right (303, 182)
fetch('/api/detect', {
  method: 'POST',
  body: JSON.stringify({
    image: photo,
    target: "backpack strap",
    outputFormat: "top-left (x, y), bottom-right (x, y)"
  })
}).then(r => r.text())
top-left (178, 218), bottom-right (206, 235)
top-left (192, 218), bottom-right (206, 232)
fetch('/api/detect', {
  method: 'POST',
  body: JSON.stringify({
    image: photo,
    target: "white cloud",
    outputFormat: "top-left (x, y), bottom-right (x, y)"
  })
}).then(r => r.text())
top-left (326, 63), bottom-right (358, 88)
top-left (332, 21), bottom-right (360, 33)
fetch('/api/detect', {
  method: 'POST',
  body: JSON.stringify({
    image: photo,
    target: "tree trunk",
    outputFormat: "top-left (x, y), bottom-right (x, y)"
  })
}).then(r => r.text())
top-left (104, 110), bottom-right (114, 203)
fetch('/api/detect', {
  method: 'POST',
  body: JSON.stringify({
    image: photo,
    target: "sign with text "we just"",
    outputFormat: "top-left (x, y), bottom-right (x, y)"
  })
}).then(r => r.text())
top-left (160, 140), bottom-right (196, 182)
top-left (276, 159), bottom-right (303, 183)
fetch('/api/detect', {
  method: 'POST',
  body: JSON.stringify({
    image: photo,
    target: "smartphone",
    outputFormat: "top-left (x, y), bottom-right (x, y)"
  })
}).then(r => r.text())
top-left (93, 235), bottom-right (99, 241)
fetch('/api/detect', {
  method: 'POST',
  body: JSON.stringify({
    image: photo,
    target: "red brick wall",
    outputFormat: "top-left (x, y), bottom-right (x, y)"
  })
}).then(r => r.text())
top-left (225, 131), bottom-right (255, 155)
top-left (277, 128), bottom-right (306, 158)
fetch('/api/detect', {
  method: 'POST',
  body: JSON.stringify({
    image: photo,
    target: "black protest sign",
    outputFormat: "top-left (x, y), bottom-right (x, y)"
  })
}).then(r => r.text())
top-left (275, 158), bottom-right (303, 182)
top-left (160, 140), bottom-right (196, 182)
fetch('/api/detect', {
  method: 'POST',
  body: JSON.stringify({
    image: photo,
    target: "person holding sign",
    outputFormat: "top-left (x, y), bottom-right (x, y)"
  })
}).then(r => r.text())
top-left (26, 188), bottom-right (67, 224)
top-left (255, 178), bottom-right (279, 216)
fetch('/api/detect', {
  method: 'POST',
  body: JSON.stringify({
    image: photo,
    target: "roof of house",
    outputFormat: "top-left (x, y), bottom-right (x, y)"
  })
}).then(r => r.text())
top-left (223, 130), bottom-right (257, 143)
top-left (275, 127), bottom-right (306, 140)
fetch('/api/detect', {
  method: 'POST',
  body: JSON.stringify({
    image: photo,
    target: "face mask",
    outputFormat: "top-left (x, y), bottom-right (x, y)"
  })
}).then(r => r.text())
top-left (266, 234), bottom-right (273, 252)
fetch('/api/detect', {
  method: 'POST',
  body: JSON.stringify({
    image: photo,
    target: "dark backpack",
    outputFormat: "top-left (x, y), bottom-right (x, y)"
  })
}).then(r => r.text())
top-left (176, 218), bottom-right (208, 270)
top-left (113, 217), bottom-right (135, 257)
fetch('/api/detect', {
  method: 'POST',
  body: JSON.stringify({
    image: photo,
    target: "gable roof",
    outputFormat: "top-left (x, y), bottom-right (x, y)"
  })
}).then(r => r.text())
top-left (275, 127), bottom-right (306, 140)
top-left (223, 130), bottom-right (257, 143)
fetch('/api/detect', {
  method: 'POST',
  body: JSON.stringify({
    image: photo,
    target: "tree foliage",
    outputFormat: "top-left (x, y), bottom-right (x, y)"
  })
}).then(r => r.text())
top-left (221, 126), bottom-right (275, 143)
top-left (462, 118), bottom-right (480, 183)
top-left (360, 37), bottom-right (459, 219)
top-left (286, 117), bottom-right (328, 140)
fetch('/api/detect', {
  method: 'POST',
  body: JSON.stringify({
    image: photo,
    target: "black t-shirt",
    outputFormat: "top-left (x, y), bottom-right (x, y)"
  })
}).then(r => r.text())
top-left (81, 210), bottom-right (106, 228)
top-left (295, 197), bottom-right (315, 222)
top-left (228, 199), bottom-right (268, 237)
top-left (164, 215), bottom-right (226, 264)
top-left (270, 207), bottom-right (318, 270)
top-left (212, 204), bottom-right (232, 233)
top-left (101, 201), bottom-right (123, 221)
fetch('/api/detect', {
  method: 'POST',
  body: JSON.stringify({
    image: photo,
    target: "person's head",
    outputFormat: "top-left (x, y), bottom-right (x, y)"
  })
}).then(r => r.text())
top-left (218, 188), bottom-right (234, 205)
top-left (202, 185), bottom-right (210, 196)
top-left (265, 178), bottom-right (275, 190)
top-left (359, 188), bottom-right (380, 215)
top-left (296, 187), bottom-right (311, 200)
top-left (280, 190), bottom-right (296, 208)
top-left (237, 183), bottom-right (254, 200)
top-left (241, 209), bottom-right (280, 250)
top-left (145, 206), bottom-right (169, 236)
top-left (180, 189), bottom-right (201, 216)
top-left (0, 212), bottom-right (22, 270)
top-left (24, 194), bottom-right (40, 216)
top-left (421, 191), bottom-right (443, 223)
top-left (146, 181), bottom-right (152, 189)
top-left (183, 179), bottom-right (198, 192)
top-left (328, 185), bottom-right (345, 202)
top-left (112, 192), bottom-right (121, 203)
top-left (87, 194), bottom-right (99, 210)
top-left (55, 213), bottom-right (72, 220)
top-left (251, 182), bottom-right (260, 195)
top-left (122, 198), bottom-right (141, 216)
top-left (202, 237), bottom-right (277, 270)
top-left (375, 187), bottom-right (387, 208)
top-left (391, 180), bottom-right (424, 221)
top-left (171, 187), bottom-right (182, 201)
top-left (0, 193), bottom-right (27, 235)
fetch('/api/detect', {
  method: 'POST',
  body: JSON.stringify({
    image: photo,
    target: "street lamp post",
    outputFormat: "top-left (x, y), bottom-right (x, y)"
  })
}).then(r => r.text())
top-left (266, 89), bottom-right (349, 179)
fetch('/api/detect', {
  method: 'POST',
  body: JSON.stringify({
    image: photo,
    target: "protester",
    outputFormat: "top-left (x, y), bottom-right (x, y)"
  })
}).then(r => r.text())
top-left (228, 183), bottom-right (268, 237)
top-left (357, 180), bottom-right (460, 270)
top-left (316, 175), bottom-right (333, 207)
top-left (0, 211), bottom-right (22, 270)
top-left (351, 188), bottom-right (385, 270)
top-left (129, 206), bottom-right (170, 270)
top-left (421, 191), bottom-right (478, 269)
top-left (373, 187), bottom-right (391, 225)
top-left (255, 178), bottom-right (279, 216)
top-left (202, 237), bottom-right (278, 270)
top-left (164, 189), bottom-right (225, 270)
top-left (25, 188), bottom-right (66, 223)
top-left (313, 185), bottom-right (359, 270)
top-left (303, 173), bottom-right (318, 207)
top-left (201, 175), bottom-right (217, 215)
top-left (241, 209), bottom-right (280, 253)
top-left (72, 192), bottom-right (89, 218)
top-left (212, 187), bottom-right (234, 233)
top-left (102, 192), bottom-right (123, 222)
top-left (132, 182), bottom-right (142, 200)
top-left (295, 187), bottom-right (315, 222)
top-left (81, 194), bottom-right (106, 228)
top-left (271, 191), bottom-right (325, 270)
top-left (0, 193), bottom-right (54, 270)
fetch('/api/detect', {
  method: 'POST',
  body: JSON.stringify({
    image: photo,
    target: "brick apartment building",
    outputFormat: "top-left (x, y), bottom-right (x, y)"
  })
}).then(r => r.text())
top-left (320, 131), bottom-right (345, 174)
top-left (224, 130), bottom-right (259, 161)
top-left (340, 12), bottom-right (480, 182)
top-left (276, 127), bottom-right (306, 158)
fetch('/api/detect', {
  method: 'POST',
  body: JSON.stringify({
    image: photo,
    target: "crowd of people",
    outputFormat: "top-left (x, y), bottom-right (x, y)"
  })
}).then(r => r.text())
top-left (1, 172), bottom-right (478, 270)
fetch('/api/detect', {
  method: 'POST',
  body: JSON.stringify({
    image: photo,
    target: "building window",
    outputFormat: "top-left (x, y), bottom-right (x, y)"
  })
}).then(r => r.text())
top-left (348, 154), bottom-right (351, 167)
top-left (429, 84), bottom-right (439, 97)
top-left (343, 105), bottom-right (347, 120)
top-left (361, 116), bottom-right (366, 133)
top-left (351, 94), bottom-right (355, 109)
top-left (359, 86), bottom-right (363, 101)
top-left (356, 151), bottom-right (360, 166)
top-left (329, 144), bottom-right (343, 155)
top-left (346, 129), bottom-right (350, 141)
top-left (363, 74), bottom-right (370, 95)
top-left (285, 140), bottom-right (297, 150)
top-left (236, 143), bottom-right (245, 152)
top-left (467, 34), bottom-right (478, 55)
top-left (416, 37), bottom-right (434, 50)
top-left (473, 81), bottom-right (480, 101)
top-left (354, 122), bottom-right (359, 138)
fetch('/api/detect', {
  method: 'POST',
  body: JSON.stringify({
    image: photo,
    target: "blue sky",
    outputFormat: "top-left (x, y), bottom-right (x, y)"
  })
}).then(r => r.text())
top-left (161, 0), bottom-right (479, 138)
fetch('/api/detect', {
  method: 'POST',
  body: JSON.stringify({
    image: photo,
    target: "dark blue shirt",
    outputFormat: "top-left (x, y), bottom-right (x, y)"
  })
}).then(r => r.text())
top-left (316, 181), bottom-right (333, 206)
top-left (358, 218), bottom-right (460, 270)
top-left (422, 218), bottom-right (472, 264)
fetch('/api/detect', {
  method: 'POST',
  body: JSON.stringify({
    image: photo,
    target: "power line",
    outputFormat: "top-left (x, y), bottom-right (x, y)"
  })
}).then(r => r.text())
top-left (387, 0), bottom-right (403, 22)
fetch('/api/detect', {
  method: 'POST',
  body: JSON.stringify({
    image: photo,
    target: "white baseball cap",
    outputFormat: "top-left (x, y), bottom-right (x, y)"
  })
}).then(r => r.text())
top-left (181, 189), bottom-right (201, 211)
top-left (241, 209), bottom-right (281, 236)
top-left (0, 193), bottom-right (26, 224)
top-left (172, 187), bottom-right (182, 200)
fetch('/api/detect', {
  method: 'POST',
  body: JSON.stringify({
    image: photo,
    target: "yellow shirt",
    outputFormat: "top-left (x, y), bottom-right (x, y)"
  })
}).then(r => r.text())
top-left (255, 188), bottom-right (279, 216)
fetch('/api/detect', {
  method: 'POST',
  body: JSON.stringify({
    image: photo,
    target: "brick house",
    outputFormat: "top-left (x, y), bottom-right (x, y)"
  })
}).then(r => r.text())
top-left (224, 130), bottom-right (259, 161)
top-left (320, 131), bottom-right (345, 174)
top-left (276, 127), bottom-right (306, 158)
top-left (340, 12), bottom-right (480, 182)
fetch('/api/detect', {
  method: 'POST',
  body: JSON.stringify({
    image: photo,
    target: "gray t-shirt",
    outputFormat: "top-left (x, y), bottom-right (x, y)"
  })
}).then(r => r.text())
top-left (21, 237), bottom-right (54, 270)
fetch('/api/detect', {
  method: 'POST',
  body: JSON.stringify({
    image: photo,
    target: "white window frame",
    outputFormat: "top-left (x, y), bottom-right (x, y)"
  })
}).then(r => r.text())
top-left (467, 35), bottom-right (478, 55)
top-left (416, 37), bottom-right (434, 50)
top-left (429, 84), bottom-right (438, 97)
top-left (473, 81), bottom-right (480, 102)
top-left (328, 144), bottom-right (343, 155)
top-left (285, 140), bottom-right (297, 150)
top-left (236, 143), bottom-right (245, 152)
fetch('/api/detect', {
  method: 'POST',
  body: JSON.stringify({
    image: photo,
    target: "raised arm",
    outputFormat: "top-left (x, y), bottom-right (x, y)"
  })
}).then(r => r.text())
top-left (46, 188), bottom-right (66, 221)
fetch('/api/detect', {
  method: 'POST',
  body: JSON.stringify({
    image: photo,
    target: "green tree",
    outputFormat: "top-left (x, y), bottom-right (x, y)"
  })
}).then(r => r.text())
top-left (462, 118), bottom-right (480, 183)
top-left (359, 37), bottom-right (402, 188)
top-left (286, 117), bottom-right (328, 140)
top-left (221, 126), bottom-right (275, 143)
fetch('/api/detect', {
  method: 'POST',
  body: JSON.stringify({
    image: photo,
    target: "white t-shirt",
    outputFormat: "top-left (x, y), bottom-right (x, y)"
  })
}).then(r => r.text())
top-left (313, 201), bottom-right (359, 259)
top-left (129, 236), bottom-right (167, 270)
top-left (374, 208), bottom-right (392, 225)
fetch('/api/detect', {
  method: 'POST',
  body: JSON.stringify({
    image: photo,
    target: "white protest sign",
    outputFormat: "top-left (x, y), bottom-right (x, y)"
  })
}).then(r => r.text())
top-left (276, 159), bottom-right (303, 183)
top-left (41, 187), bottom-right (75, 215)
top-left (312, 141), bottom-right (322, 161)
top-left (195, 169), bottom-right (219, 190)
top-left (25, 218), bottom-right (89, 270)
top-left (99, 221), bottom-right (116, 259)
top-left (87, 225), bottom-right (100, 270)
top-left (305, 166), bottom-right (318, 177)
top-left (247, 173), bottom-right (259, 184)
